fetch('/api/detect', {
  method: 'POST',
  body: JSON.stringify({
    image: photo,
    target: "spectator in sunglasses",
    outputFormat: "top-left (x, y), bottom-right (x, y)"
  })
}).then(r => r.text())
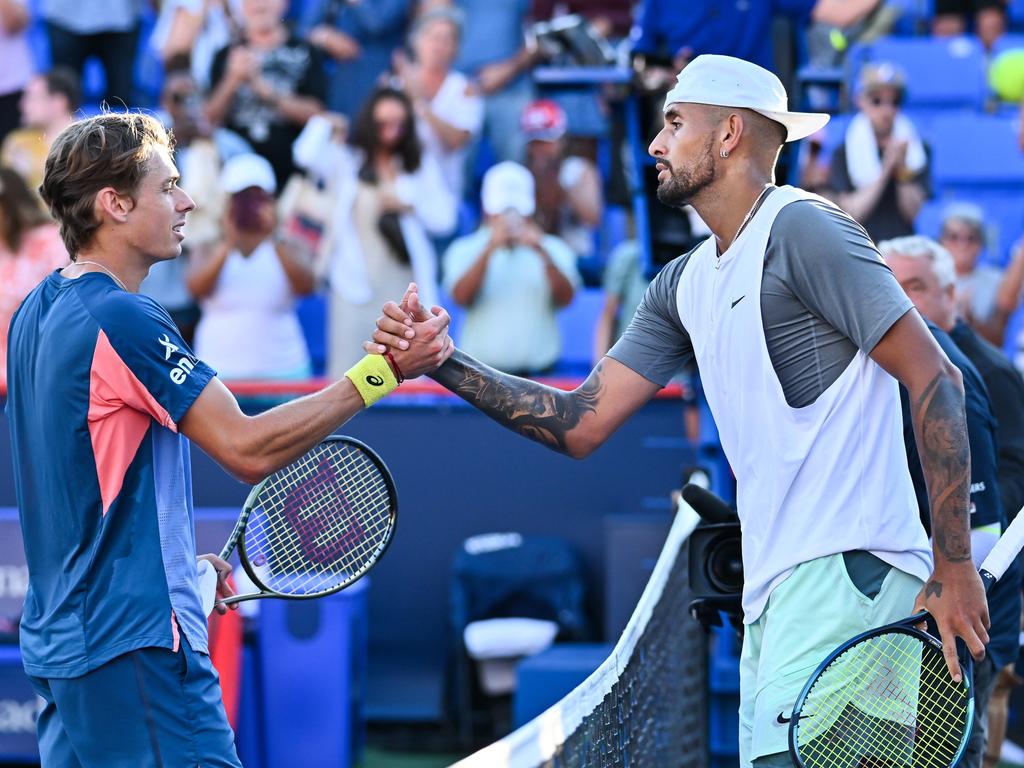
top-left (939, 203), bottom-right (1006, 342)
top-left (291, 88), bottom-right (455, 375)
top-left (824, 62), bottom-right (930, 243)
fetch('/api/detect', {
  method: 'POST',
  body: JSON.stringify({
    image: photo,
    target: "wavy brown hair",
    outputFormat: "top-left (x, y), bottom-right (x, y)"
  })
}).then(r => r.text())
top-left (0, 168), bottom-right (49, 253)
top-left (349, 87), bottom-right (422, 180)
top-left (39, 113), bottom-right (174, 259)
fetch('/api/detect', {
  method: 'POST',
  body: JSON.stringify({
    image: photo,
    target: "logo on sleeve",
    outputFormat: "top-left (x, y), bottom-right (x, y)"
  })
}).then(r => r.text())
top-left (158, 334), bottom-right (180, 360)
top-left (159, 333), bottom-right (196, 385)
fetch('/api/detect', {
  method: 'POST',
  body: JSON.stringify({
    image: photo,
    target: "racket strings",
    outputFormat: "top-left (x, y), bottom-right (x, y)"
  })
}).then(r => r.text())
top-left (267, 447), bottom-right (388, 566)
top-left (796, 631), bottom-right (969, 768)
top-left (259, 444), bottom-right (390, 573)
top-left (803, 650), bottom-right (964, 768)
top-left (252, 447), bottom-right (391, 593)
top-left (243, 441), bottom-right (395, 596)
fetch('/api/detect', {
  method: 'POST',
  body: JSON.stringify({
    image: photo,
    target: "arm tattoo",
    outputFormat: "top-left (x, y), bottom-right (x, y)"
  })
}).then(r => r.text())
top-left (924, 580), bottom-right (943, 599)
top-left (915, 369), bottom-right (972, 563)
top-left (430, 349), bottom-right (604, 455)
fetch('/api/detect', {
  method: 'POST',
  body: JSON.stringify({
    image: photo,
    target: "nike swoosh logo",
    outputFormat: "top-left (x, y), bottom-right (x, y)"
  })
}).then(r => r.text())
top-left (731, 295), bottom-right (745, 309)
top-left (776, 712), bottom-right (792, 725)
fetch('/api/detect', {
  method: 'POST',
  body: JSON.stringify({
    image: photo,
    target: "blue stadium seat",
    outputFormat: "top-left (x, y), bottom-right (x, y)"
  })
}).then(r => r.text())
top-left (512, 643), bottom-right (612, 728)
top-left (554, 287), bottom-right (605, 375)
top-left (991, 32), bottom-right (1024, 55)
top-left (1009, 0), bottom-right (1024, 31)
top-left (847, 36), bottom-right (988, 110)
top-left (927, 113), bottom-right (1024, 192)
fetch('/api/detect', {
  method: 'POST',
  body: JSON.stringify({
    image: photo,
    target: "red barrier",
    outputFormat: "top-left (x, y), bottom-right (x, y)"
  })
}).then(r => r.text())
top-left (223, 377), bottom-right (685, 400)
top-left (0, 377), bottom-right (685, 400)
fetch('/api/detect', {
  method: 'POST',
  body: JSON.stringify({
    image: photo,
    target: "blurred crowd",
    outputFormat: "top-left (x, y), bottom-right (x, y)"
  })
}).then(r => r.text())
top-left (2, 0), bottom-right (1024, 390)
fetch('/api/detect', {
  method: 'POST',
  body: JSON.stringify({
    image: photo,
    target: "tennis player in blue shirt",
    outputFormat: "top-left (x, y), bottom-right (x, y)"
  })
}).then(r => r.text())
top-left (5, 112), bottom-right (452, 767)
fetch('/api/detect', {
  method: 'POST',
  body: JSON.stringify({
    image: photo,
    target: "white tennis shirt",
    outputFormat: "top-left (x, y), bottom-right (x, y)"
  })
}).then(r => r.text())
top-left (676, 185), bottom-right (932, 621)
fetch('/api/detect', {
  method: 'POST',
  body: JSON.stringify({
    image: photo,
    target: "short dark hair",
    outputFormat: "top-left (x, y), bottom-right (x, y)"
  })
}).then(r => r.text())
top-left (42, 67), bottom-right (81, 113)
top-left (0, 167), bottom-right (50, 252)
top-left (349, 87), bottom-right (422, 177)
top-left (39, 112), bottom-right (174, 257)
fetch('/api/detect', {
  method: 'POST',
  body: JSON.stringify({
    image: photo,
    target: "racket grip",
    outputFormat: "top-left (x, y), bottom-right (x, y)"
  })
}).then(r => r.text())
top-left (979, 504), bottom-right (1024, 583)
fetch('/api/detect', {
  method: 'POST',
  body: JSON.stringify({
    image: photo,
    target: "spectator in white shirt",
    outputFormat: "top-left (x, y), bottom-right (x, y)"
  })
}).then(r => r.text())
top-left (186, 153), bottom-right (315, 379)
top-left (393, 7), bottom-right (484, 201)
top-left (443, 161), bottom-right (580, 376)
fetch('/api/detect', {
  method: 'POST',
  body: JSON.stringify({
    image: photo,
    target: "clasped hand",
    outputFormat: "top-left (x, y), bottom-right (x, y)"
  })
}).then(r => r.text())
top-left (364, 283), bottom-right (454, 378)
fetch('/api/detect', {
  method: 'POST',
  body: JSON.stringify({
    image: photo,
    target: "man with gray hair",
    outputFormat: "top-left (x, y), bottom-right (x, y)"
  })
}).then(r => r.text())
top-left (880, 234), bottom-right (1024, 768)
top-left (880, 235), bottom-right (1024, 521)
top-left (372, 54), bottom-right (990, 768)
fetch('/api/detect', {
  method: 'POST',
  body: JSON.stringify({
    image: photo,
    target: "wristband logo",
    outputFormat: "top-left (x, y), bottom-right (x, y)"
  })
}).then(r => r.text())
top-left (366, 375), bottom-right (384, 387)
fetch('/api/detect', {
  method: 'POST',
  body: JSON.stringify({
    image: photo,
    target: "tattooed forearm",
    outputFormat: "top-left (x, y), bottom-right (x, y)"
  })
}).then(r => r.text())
top-left (914, 368), bottom-right (972, 563)
top-left (431, 349), bottom-right (604, 456)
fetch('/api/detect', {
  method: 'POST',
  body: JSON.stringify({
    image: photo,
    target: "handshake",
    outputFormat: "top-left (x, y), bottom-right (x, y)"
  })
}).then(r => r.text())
top-left (363, 282), bottom-right (456, 381)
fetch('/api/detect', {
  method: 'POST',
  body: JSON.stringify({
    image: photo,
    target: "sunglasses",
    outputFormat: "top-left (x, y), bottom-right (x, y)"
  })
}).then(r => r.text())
top-left (942, 230), bottom-right (982, 244)
top-left (868, 95), bottom-right (902, 108)
top-left (169, 91), bottom-right (197, 105)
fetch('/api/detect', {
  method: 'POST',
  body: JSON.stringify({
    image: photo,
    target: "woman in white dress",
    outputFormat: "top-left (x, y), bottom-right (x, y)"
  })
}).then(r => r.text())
top-left (292, 87), bottom-right (456, 376)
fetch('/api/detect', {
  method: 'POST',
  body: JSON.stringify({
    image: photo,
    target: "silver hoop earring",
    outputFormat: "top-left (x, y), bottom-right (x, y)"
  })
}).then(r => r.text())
top-left (720, 149), bottom-right (729, 158)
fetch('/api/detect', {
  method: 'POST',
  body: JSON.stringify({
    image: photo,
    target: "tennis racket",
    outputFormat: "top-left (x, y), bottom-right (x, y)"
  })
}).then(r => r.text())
top-left (215, 435), bottom-right (398, 606)
top-left (789, 506), bottom-right (1024, 768)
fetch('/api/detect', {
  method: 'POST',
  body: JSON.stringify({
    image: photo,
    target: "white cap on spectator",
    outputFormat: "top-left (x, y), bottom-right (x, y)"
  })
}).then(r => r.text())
top-left (221, 153), bottom-right (277, 195)
top-left (663, 54), bottom-right (829, 142)
top-left (481, 161), bottom-right (535, 217)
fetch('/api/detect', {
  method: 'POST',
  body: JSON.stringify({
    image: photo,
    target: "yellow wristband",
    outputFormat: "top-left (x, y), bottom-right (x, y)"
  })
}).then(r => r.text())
top-left (344, 354), bottom-right (399, 407)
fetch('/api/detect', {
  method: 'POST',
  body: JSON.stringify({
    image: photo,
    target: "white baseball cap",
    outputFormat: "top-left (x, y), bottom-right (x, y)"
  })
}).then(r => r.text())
top-left (481, 161), bottom-right (535, 217)
top-left (663, 54), bottom-right (829, 142)
top-left (220, 153), bottom-right (277, 195)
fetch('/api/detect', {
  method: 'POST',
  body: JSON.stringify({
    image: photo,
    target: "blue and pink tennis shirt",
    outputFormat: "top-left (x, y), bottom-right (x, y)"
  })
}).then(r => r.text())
top-left (5, 270), bottom-right (216, 678)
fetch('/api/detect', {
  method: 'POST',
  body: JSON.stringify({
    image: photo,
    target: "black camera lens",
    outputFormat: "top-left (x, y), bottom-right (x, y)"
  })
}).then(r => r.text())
top-left (705, 535), bottom-right (743, 594)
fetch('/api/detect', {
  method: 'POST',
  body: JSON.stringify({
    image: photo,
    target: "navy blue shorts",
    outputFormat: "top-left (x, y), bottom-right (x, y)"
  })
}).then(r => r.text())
top-left (28, 642), bottom-right (241, 767)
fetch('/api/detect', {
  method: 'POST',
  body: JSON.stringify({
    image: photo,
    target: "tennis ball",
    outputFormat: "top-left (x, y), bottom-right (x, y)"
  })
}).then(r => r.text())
top-left (829, 28), bottom-right (848, 53)
top-left (989, 49), bottom-right (1024, 103)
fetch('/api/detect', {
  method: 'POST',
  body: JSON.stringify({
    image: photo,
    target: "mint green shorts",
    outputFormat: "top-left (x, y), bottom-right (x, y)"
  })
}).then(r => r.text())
top-left (738, 553), bottom-right (924, 767)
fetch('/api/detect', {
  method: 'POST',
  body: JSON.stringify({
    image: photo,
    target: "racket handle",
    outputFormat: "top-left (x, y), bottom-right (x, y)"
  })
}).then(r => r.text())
top-left (979, 504), bottom-right (1024, 584)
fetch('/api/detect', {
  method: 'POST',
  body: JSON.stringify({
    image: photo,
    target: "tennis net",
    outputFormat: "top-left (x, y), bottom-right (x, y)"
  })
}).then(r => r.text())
top-left (449, 504), bottom-right (708, 768)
